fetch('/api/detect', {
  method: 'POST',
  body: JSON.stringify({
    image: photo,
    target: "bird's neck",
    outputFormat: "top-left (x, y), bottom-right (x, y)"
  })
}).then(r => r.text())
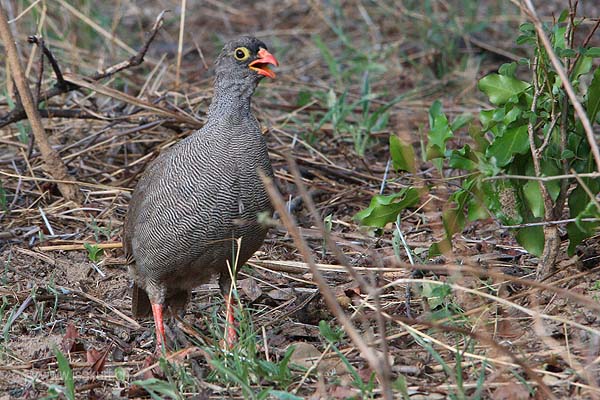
top-left (207, 79), bottom-right (257, 121)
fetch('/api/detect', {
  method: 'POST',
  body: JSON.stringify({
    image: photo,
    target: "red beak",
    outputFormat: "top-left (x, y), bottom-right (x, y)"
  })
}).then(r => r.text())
top-left (249, 48), bottom-right (279, 79)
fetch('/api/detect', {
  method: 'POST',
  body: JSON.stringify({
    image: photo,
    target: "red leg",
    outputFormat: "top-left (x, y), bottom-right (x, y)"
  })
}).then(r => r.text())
top-left (225, 294), bottom-right (237, 349)
top-left (151, 302), bottom-right (166, 353)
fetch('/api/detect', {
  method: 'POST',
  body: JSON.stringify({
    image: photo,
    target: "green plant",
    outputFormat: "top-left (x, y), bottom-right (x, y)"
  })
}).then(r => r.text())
top-left (83, 242), bottom-right (103, 263)
top-left (355, 186), bottom-right (420, 227)
top-left (0, 296), bottom-right (10, 343)
top-left (401, 0), bottom-right (492, 78)
top-left (319, 320), bottom-right (376, 398)
top-left (311, 83), bottom-right (394, 157)
top-left (87, 218), bottom-right (116, 242)
top-left (311, 31), bottom-right (397, 157)
top-left (1, 252), bottom-right (10, 286)
top-left (0, 180), bottom-right (7, 212)
top-left (131, 376), bottom-right (182, 400)
top-left (357, 10), bottom-right (600, 276)
top-left (43, 347), bottom-right (75, 400)
top-left (430, 12), bottom-right (600, 269)
top-left (201, 299), bottom-right (297, 399)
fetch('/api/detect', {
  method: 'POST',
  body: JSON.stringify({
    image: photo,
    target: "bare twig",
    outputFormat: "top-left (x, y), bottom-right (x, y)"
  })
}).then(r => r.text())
top-left (261, 172), bottom-right (393, 400)
top-left (567, 16), bottom-right (600, 76)
top-left (500, 217), bottom-right (600, 229)
top-left (383, 313), bottom-right (557, 399)
top-left (283, 152), bottom-right (395, 397)
top-left (485, 172), bottom-right (600, 182)
top-left (514, 0), bottom-right (600, 172)
top-left (283, 153), bottom-right (372, 291)
top-left (176, 1), bottom-right (186, 88)
top-left (0, 4), bottom-right (81, 202)
top-left (27, 35), bottom-right (70, 91)
top-left (0, 10), bottom-right (169, 129)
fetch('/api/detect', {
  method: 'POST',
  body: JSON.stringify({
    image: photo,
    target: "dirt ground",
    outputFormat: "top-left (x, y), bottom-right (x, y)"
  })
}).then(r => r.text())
top-left (1, 1), bottom-right (600, 399)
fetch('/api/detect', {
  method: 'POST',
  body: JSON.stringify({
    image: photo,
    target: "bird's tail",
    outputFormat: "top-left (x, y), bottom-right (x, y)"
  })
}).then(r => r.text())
top-left (131, 283), bottom-right (152, 318)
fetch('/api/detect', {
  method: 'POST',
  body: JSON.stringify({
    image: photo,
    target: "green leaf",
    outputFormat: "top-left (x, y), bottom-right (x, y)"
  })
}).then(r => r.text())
top-left (523, 180), bottom-right (544, 218)
top-left (422, 282), bottom-right (451, 310)
top-left (585, 47), bottom-right (600, 58)
top-left (296, 90), bottom-right (312, 107)
top-left (587, 67), bottom-right (600, 124)
top-left (539, 159), bottom-right (562, 202)
top-left (450, 113), bottom-right (473, 131)
top-left (567, 221), bottom-right (592, 256)
top-left (558, 9), bottom-right (569, 23)
top-left (269, 391), bottom-right (304, 400)
top-left (442, 206), bottom-right (465, 237)
top-left (389, 135), bottom-right (416, 172)
top-left (485, 125), bottom-right (530, 166)
top-left (392, 375), bottom-right (411, 400)
top-left (561, 149), bottom-right (575, 159)
top-left (498, 62), bottom-right (517, 77)
top-left (573, 56), bottom-right (593, 79)
top-left (519, 22), bottom-right (535, 33)
top-left (313, 35), bottom-right (340, 83)
top-left (53, 347), bottom-right (75, 400)
top-left (428, 238), bottom-right (452, 257)
top-left (516, 226), bottom-right (544, 257)
top-left (319, 320), bottom-right (343, 342)
top-left (467, 195), bottom-right (488, 221)
top-left (567, 185), bottom-right (600, 255)
top-left (503, 105), bottom-right (522, 125)
top-left (477, 74), bottom-right (530, 106)
top-left (428, 99), bottom-right (443, 125)
top-left (131, 378), bottom-right (180, 400)
top-left (426, 103), bottom-right (453, 160)
top-left (449, 145), bottom-right (477, 170)
top-left (558, 48), bottom-right (577, 58)
top-left (355, 188), bottom-right (420, 227)
top-left (479, 109), bottom-right (495, 130)
top-left (553, 26), bottom-right (566, 50)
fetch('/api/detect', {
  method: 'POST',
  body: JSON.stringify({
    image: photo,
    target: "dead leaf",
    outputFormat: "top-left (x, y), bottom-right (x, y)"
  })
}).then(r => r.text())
top-left (289, 342), bottom-right (321, 369)
top-left (86, 345), bottom-right (111, 375)
top-left (357, 366), bottom-right (375, 381)
top-left (239, 278), bottom-right (262, 302)
top-left (496, 317), bottom-right (523, 339)
top-left (267, 287), bottom-right (294, 301)
top-left (61, 323), bottom-right (79, 354)
top-left (492, 383), bottom-right (530, 400)
top-left (336, 293), bottom-right (351, 308)
top-left (329, 385), bottom-right (358, 399)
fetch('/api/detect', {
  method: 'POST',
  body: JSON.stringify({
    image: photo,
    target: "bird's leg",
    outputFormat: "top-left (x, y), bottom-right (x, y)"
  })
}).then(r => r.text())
top-left (151, 302), bottom-right (166, 354)
top-left (219, 269), bottom-right (238, 349)
top-left (224, 293), bottom-right (237, 349)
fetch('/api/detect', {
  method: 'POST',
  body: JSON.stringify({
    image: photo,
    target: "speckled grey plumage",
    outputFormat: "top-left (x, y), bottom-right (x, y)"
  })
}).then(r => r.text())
top-left (123, 36), bottom-right (274, 318)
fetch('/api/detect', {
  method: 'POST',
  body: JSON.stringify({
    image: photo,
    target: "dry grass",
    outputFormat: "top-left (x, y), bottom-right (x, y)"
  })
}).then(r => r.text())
top-left (1, 0), bottom-right (600, 399)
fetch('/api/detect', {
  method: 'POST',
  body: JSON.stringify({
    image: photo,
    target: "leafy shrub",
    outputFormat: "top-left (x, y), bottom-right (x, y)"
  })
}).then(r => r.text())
top-left (357, 10), bottom-right (600, 274)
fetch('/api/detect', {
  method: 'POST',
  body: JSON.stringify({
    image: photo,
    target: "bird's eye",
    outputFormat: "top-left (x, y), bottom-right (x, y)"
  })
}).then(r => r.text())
top-left (234, 47), bottom-right (250, 61)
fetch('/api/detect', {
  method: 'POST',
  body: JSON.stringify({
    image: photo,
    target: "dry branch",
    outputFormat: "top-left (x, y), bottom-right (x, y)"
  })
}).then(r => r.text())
top-left (515, 0), bottom-right (600, 172)
top-left (261, 171), bottom-right (394, 400)
top-left (0, 10), bottom-right (170, 129)
top-left (0, 5), bottom-right (80, 202)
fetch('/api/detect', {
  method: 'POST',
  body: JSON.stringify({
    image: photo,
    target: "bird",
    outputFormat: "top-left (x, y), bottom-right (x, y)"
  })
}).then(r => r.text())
top-left (122, 36), bottom-right (278, 352)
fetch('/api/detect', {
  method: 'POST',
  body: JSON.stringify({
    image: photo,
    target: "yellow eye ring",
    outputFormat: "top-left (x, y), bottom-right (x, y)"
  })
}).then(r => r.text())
top-left (233, 47), bottom-right (250, 61)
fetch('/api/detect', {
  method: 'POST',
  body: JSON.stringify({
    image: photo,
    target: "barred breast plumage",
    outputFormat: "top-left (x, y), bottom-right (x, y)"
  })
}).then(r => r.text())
top-left (122, 36), bottom-right (278, 351)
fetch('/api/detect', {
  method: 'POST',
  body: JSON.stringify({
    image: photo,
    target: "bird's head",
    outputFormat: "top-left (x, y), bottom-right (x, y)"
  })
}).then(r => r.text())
top-left (214, 36), bottom-right (279, 84)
